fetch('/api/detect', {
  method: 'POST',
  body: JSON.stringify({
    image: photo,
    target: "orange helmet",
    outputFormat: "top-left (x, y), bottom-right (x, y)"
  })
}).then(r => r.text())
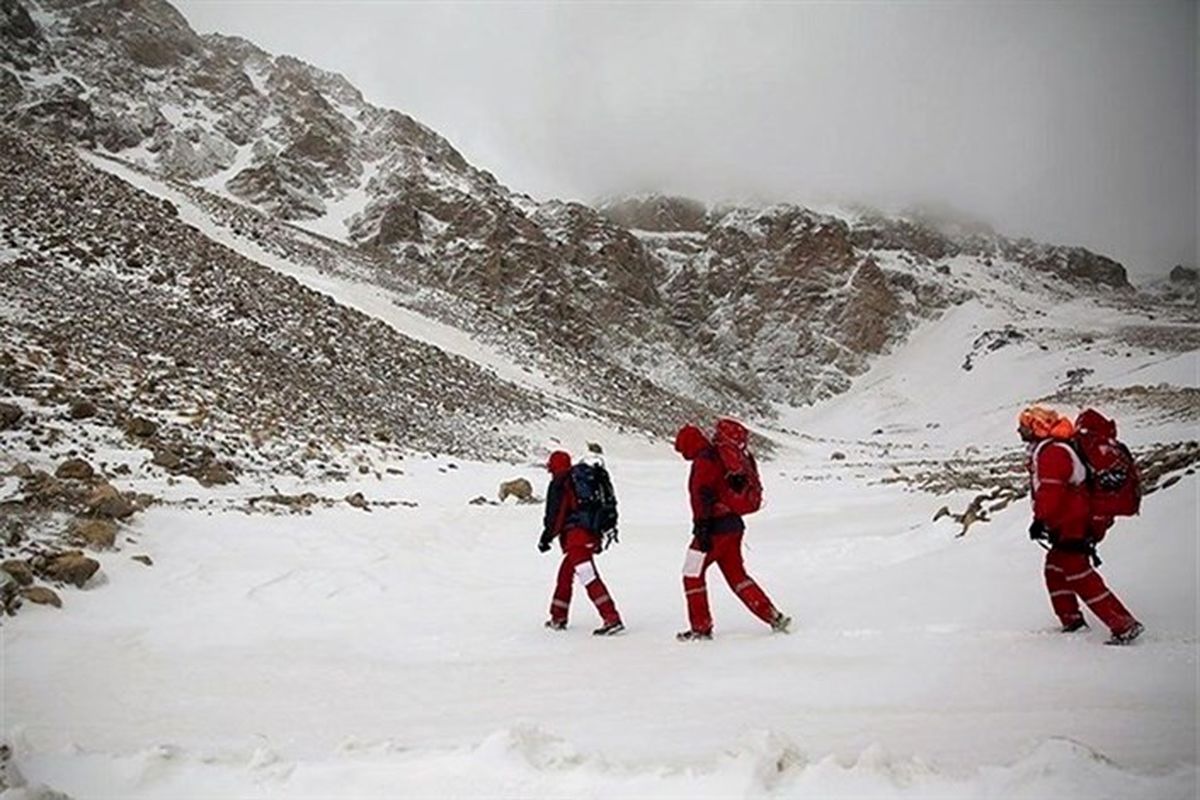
top-left (1017, 406), bottom-right (1075, 440)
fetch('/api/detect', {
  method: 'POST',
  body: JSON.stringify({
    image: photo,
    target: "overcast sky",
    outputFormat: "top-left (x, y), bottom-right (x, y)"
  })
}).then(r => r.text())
top-left (177, 0), bottom-right (1196, 281)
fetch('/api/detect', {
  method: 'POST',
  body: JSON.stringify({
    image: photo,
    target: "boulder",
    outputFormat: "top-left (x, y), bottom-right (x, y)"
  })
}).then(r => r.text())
top-left (55, 457), bottom-right (95, 480)
top-left (125, 416), bottom-right (158, 438)
top-left (1, 560), bottom-right (34, 586)
top-left (0, 570), bottom-right (17, 615)
top-left (195, 462), bottom-right (234, 486)
top-left (151, 448), bottom-right (183, 470)
top-left (498, 477), bottom-right (533, 503)
top-left (132, 555), bottom-right (153, 566)
top-left (344, 492), bottom-right (369, 510)
top-left (0, 402), bottom-right (21, 430)
top-left (21, 586), bottom-right (62, 608)
top-left (69, 399), bottom-right (97, 419)
top-left (830, 451), bottom-right (847, 461)
top-left (43, 551), bottom-right (100, 588)
top-left (70, 517), bottom-right (117, 549)
top-left (85, 483), bottom-right (135, 518)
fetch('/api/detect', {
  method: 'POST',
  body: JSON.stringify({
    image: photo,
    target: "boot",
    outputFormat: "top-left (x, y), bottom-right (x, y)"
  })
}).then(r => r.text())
top-left (1105, 621), bottom-right (1144, 646)
top-left (593, 620), bottom-right (624, 636)
top-left (770, 612), bottom-right (792, 633)
top-left (544, 619), bottom-right (567, 631)
top-left (1060, 618), bottom-right (1088, 633)
top-left (676, 629), bottom-right (713, 642)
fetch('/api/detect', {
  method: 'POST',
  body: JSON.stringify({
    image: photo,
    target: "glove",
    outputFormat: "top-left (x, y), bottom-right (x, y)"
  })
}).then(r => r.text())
top-left (1028, 520), bottom-right (1047, 541)
top-left (537, 538), bottom-right (552, 553)
top-left (693, 520), bottom-right (713, 552)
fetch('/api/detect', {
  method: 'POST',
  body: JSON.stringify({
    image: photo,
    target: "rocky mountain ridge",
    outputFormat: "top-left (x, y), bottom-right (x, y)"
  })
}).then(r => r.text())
top-left (0, 0), bottom-right (1169, 466)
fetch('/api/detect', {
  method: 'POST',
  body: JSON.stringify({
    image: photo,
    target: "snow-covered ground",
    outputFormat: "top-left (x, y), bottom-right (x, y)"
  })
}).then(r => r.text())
top-left (4, 437), bottom-right (1196, 798)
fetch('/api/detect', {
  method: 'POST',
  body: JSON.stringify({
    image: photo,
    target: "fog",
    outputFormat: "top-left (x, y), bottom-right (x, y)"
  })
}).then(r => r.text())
top-left (177, 0), bottom-right (1197, 281)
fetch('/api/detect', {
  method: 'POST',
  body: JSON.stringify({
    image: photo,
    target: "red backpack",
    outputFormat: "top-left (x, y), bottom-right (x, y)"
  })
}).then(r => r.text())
top-left (1073, 409), bottom-right (1141, 517)
top-left (712, 418), bottom-right (763, 516)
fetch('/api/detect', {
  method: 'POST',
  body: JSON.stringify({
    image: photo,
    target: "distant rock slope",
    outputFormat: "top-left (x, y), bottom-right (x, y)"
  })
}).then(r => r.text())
top-left (0, 125), bottom-right (546, 470)
top-left (0, 0), bottom-right (1145, 438)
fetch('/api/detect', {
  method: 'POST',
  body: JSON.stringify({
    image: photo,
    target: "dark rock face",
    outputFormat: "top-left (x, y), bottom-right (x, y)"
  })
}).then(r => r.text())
top-left (1169, 265), bottom-right (1197, 284)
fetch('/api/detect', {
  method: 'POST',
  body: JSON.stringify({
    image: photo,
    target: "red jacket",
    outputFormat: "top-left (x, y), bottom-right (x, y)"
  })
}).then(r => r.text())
top-left (1028, 439), bottom-right (1090, 542)
top-left (675, 425), bottom-right (744, 535)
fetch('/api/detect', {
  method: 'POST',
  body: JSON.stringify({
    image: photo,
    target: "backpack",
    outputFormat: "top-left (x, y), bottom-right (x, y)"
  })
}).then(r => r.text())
top-left (1073, 409), bottom-right (1141, 517)
top-left (712, 418), bottom-right (763, 516)
top-left (568, 459), bottom-right (620, 548)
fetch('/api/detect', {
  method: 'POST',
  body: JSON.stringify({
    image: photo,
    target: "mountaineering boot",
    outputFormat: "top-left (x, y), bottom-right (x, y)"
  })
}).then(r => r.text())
top-left (770, 612), bottom-right (792, 633)
top-left (593, 620), bottom-right (625, 636)
top-left (676, 629), bottom-right (713, 642)
top-left (544, 619), bottom-right (567, 631)
top-left (1060, 618), bottom-right (1088, 633)
top-left (1105, 621), bottom-right (1144, 646)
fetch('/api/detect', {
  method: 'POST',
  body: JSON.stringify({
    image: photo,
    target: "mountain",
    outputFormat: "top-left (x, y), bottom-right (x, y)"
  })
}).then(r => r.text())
top-left (0, 0), bottom-right (1188, 474)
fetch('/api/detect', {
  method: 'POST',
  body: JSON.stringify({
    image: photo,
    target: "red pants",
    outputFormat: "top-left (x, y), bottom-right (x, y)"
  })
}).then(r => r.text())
top-left (682, 532), bottom-right (777, 633)
top-left (1044, 548), bottom-right (1138, 635)
top-left (550, 529), bottom-right (620, 625)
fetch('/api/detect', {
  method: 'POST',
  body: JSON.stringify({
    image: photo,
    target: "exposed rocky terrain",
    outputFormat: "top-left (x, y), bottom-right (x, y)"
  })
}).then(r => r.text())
top-left (0, 125), bottom-right (547, 469)
top-left (0, 0), bottom-right (1157, 426)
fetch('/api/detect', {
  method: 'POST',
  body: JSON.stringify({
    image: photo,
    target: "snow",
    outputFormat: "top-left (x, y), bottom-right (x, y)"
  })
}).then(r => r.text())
top-left (4, 435), bottom-right (1196, 798)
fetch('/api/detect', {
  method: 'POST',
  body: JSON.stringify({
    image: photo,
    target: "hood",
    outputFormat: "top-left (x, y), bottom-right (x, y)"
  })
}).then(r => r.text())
top-left (546, 450), bottom-right (572, 477)
top-left (673, 424), bottom-right (710, 460)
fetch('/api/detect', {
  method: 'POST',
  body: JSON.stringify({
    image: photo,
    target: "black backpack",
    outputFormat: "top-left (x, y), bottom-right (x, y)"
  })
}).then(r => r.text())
top-left (568, 460), bottom-right (619, 549)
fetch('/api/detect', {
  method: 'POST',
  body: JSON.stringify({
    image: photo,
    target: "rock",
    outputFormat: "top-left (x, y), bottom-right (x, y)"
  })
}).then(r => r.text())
top-left (70, 517), bottom-right (117, 549)
top-left (345, 492), bottom-right (369, 510)
top-left (468, 495), bottom-right (490, 505)
top-left (55, 457), bottom-right (95, 480)
top-left (132, 554), bottom-right (153, 566)
top-left (85, 483), bottom-right (135, 518)
top-left (43, 551), bottom-right (100, 588)
top-left (830, 451), bottom-right (846, 461)
top-left (195, 462), bottom-right (234, 486)
top-left (21, 586), bottom-right (62, 608)
top-left (498, 477), bottom-right (534, 503)
top-left (152, 448), bottom-right (182, 470)
top-left (69, 398), bottom-right (97, 419)
top-left (0, 570), bottom-right (17, 615)
top-left (1, 560), bottom-right (34, 586)
top-left (0, 402), bottom-right (22, 430)
top-left (8, 462), bottom-right (32, 478)
top-left (125, 416), bottom-right (158, 438)
top-left (586, 442), bottom-right (604, 454)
